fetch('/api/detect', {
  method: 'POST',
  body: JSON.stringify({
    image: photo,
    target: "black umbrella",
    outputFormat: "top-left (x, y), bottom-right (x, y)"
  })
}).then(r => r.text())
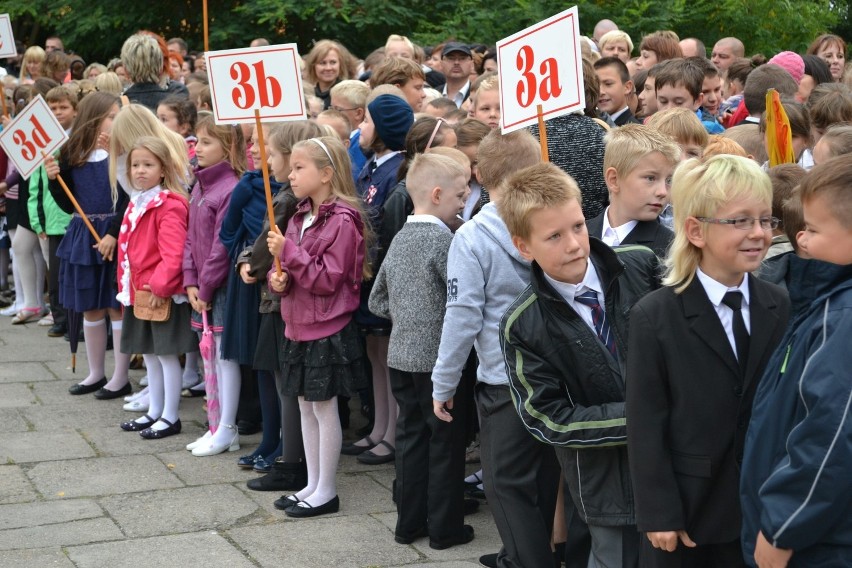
top-left (66, 308), bottom-right (83, 373)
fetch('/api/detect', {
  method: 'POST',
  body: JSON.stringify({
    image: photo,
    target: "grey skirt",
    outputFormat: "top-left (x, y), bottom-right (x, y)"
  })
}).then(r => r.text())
top-left (121, 302), bottom-right (199, 356)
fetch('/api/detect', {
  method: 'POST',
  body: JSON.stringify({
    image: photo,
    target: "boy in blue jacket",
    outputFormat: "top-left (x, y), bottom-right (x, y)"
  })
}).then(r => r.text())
top-left (740, 155), bottom-right (852, 568)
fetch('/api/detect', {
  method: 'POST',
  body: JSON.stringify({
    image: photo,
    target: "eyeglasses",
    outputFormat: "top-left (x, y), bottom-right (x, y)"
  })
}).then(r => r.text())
top-left (696, 216), bottom-right (780, 230)
top-left (331, 106), bottom-right (357, 113)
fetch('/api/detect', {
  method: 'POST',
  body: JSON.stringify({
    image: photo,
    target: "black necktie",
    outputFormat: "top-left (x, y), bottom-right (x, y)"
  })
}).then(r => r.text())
top-left (721, 291), bottom-right (749, 374)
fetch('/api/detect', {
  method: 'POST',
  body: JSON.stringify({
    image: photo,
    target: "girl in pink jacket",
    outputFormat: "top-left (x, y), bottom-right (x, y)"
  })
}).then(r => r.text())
top-left (267, 136), bottom-right (369, 519)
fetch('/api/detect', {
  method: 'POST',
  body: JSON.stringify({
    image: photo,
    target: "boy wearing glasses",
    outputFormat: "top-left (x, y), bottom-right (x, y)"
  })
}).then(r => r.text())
top-left (626, 155), bottom-right (789, 567)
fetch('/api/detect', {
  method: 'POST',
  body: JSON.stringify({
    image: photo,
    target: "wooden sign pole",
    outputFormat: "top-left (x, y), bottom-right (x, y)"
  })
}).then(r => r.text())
top-left (536, 104), bottom-right (549, 162)
top-left (254, 109), bottom-right (282, 275)
top-left (42, 152), bottom-right (101, 243)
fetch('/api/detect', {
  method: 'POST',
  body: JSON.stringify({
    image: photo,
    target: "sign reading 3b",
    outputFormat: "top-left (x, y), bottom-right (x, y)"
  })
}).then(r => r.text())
top-left (206, 44), bottom-right (306, 124)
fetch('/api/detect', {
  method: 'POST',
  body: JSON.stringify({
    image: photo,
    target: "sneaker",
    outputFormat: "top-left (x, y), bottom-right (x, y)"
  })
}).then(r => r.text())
top-left (38, 313), bottom-right (54, 326)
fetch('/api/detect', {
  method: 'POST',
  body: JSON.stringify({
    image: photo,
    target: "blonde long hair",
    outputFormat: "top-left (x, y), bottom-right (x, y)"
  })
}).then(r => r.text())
top-left (126, 136), bottom-right (190, 199)
top-left (109, 103), bottom-right (190, 202)
top-left (664, 155), bottom-right (772, 293)
top-left (291, 136), bottom-right (373, 279)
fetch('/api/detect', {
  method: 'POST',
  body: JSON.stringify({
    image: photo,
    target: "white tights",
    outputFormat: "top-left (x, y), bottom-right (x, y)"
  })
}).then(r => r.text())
top-left (143, 353), bottom-right (182, 430)
top-left (210, 335), bottom-right (241, 444)
top-left (11, 227), bottom-right (46, 310)
top-left (294, 396), bottom-right (342, 507)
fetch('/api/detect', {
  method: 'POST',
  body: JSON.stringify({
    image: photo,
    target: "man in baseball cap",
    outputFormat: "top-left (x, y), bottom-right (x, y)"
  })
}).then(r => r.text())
top-left (437, 42), bottom-right (474, 107)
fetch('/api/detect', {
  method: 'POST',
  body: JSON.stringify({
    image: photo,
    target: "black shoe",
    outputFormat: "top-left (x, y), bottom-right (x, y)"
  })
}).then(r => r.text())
top-left (140, 418), bottom-right (182, 439)
top-left (247, 460), bottom-right (307, 492)
top-left (48, 323), bottom-right (67, 337)
top-left (121, 414), bottom-right (158, 432)
top-left (237, 454), bottom-right (259, 469)
top-left (341, 436), bottom-right (376, 456)
top-left (285, 495), bottom-right (340, 518)
top-left (429, 524), bottom-right (474, 550)
top-left (356, 440), bottom-right (395, 465)
top-left (273, 494), bottom-right (301, 511)
top-left (479, 553), bottom-right (499, 567)
top-left (94, 382), bottom-right (132, 400)
top-left (69, 378), bottom-right (106, 395)
top-left (463, 497), bottom-right (480, 516)
top-left (394, 526), bottom-right (428, 544)
top-left (237, 420), bottom-right (262, 436)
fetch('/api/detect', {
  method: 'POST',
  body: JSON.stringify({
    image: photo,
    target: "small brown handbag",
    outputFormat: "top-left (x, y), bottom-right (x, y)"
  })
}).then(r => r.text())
top-left (133, 288), bottom-right (171, 322)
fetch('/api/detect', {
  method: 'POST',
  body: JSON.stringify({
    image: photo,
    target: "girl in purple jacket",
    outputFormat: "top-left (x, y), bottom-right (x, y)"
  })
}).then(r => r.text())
top-left (182, 115), bottom-right (246, 457)
top-left (266, 136), bottom-right (369, 518)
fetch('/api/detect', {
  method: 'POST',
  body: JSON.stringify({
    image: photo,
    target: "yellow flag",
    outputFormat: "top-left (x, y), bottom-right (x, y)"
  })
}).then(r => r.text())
top-left (765, 89), bottom-right (795, 167)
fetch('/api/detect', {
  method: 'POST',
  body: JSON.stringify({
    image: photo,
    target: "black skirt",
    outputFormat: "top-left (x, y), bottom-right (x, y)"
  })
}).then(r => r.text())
top-left (253, 311), bottom-right (285, 372)
top-left (121, 301), bottom-right (199, 356)
top-left (279, 318), bottom-right (367, 401)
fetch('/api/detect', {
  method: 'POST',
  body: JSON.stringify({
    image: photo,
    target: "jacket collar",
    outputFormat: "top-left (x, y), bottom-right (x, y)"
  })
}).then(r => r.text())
top-left (194, 161), bottom-right (236, 191)
top-left (532, 238), bottom-right (625, 304)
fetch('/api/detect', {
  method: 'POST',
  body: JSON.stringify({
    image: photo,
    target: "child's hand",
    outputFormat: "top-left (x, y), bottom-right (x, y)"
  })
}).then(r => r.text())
top-left (433, 398), bottom-right (454, 423)
top-left (97, 131), bottom-right (110, 151)
top-left (267, 229), bottom-right (285, 258)
top-left (38, 232), bottom-right (47, 240)
top-left (142, 284), bottom-right (166, 307)
top-left (646, 530), bottom-right (696, 552)
top-left (239, 263), bottom-right (257, 284)
top-left (0, 182), bottom-right (7, 195)
top-left (268, 270), bottom-right (288, 292)
top-left (754, 531), bottom-right (793, 568)
top-left (95, 234), bottom-right (116, 261)
top-left (1, 115), bottom-right (10, 128)
top-left (186, 286), bottom-right (200, 312)
top-left (44, 154), bottom-right (60, 180)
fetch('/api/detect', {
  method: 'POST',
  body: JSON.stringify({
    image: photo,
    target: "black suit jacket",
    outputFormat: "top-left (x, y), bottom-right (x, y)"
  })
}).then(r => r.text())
top-left (614, 108), bottom-right (642, 126)
top-left (625, 276), bottom-right (789, 544)
top-left (586, 212), bottom-right (674, 259)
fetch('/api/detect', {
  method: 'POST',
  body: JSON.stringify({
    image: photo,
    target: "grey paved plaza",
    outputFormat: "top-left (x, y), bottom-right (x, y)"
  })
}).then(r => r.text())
top-left (0, 314), bottom-right (500, 567)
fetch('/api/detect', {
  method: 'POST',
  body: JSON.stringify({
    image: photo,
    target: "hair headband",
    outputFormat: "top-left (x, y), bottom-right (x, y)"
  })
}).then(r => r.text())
top-left (425, 117), bottom-right (447, 152)
top-left (310, 138), bottom-right (336, 170)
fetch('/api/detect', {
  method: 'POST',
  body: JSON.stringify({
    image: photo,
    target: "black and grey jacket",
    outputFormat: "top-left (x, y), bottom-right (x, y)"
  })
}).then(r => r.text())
top-left (499, 238), bottom-right (659, 526)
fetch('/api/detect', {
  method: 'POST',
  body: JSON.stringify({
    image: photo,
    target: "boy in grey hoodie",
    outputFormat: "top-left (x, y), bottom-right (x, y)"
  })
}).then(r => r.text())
top-left (431, 129), bottom-right (561, 568)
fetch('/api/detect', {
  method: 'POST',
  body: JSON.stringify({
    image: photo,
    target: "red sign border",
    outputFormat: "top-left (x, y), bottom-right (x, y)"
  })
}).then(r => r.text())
top-left (497, 11), bottom-right (583, 130)
top-left (207, 45), bottom-right (306, 123)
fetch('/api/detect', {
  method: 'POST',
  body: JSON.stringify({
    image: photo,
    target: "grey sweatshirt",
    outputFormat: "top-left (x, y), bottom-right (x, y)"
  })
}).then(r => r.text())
top-left (431, 203), bottom-right (532, 402)
top-left (368, 219), bottom-right (453, 373)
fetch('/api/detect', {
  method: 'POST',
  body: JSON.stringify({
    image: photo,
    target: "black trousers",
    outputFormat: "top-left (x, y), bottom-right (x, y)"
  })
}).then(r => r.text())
top-left (48, 235), bottom-right (66, 326)
top-left (389, 367), bottom-right (468, 542)
top-left (477, 383), bottom-right (561, 568)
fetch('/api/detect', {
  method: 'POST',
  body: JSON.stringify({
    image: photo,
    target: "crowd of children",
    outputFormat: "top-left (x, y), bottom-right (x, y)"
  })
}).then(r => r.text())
top-left (0, 21), bottom-right (850, 568)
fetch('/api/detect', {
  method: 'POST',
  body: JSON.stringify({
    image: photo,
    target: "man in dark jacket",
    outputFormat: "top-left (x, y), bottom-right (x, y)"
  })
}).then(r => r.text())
top-left (498, 162), bottom-right (660, 568)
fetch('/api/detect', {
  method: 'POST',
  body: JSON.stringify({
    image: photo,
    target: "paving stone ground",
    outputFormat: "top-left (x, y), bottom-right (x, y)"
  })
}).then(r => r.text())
top-left (0, 312), bottom-right (500, 567)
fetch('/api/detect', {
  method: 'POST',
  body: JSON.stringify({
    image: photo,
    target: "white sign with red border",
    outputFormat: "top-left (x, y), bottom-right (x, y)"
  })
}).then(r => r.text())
top-left (206, 44), bottom-right (306, 124)
top-left (496, 6), bottom-right (585, 133)
top-left (0, 95), bottom-right (68, 179)
top-left (0, 15), bottom-right (16, 59)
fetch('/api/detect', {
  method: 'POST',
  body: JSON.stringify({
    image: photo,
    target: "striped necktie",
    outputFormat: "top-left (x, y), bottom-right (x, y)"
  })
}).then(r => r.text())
top-left (575, 289), bottom-right (617, 357)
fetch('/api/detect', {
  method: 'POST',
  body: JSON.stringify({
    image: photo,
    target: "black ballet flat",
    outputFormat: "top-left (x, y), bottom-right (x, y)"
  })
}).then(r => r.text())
top-left (140, 418), bottom-right (182, 439)
top-left (284, 495), bottom-right (340, 518)
top-left (69, 378), bottom-right (106, 396)
top-left (94, 382), bottom-right (132, 400)
top-left (121, 414), bottom-right (158, 432)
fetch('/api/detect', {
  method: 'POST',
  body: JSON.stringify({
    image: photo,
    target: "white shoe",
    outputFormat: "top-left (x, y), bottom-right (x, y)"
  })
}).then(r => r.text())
top-left (191, 425), bottom-right (240, 456)
top-left (139, 375), bottom-right (149, 387)
top-left (1, 304), bottom-right (22, 316)
top-left (186, 430), bottom-right (212, 451)
top-left (38, 313), bottom-right (54, 326)
top-left (123, 392), bottom-right (150, 412)
top-left (125, 386), bottom-right (149, 402)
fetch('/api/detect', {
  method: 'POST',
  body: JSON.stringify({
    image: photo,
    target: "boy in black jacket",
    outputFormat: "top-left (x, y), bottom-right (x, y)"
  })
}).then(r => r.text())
top-left (499, 162), bottom-right (660, 568)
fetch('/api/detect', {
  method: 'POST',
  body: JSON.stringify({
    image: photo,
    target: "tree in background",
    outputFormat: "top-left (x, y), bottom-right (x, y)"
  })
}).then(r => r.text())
top-left (0, 0), bottom-right (846, 65)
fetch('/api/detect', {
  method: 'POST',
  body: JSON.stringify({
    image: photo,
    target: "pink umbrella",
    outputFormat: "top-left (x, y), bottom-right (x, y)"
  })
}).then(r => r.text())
top-left (200, 310), bottom-right (220, 434)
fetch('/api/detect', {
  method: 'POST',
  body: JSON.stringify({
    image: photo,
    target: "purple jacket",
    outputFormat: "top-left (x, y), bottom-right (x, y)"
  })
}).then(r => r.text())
top-left (183, 161), bottom-right (240, 302)
top-left (269, 198), bottom-right (365, 342)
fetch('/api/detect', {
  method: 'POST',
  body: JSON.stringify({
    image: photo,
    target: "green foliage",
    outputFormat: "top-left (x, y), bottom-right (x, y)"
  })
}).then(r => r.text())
top-left (0, 0), bottom-right (844, 64)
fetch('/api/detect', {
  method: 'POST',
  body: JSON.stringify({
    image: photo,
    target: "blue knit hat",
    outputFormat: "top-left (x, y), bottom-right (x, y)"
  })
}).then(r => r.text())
top-left (367, 94), bottom-right (414, 152)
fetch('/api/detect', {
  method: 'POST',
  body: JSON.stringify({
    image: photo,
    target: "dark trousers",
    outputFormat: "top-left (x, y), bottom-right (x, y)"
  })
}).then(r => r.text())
top-left (389, 367), bottom-right (468, 542)
top-left (639, 538), bottom-right (746, 568)
top-left (477, 383), bottom-right (561, 568)
top-left (561, 475), bottom-right (593, 568)
top-left (48, 235), bottom-right (66, 327)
